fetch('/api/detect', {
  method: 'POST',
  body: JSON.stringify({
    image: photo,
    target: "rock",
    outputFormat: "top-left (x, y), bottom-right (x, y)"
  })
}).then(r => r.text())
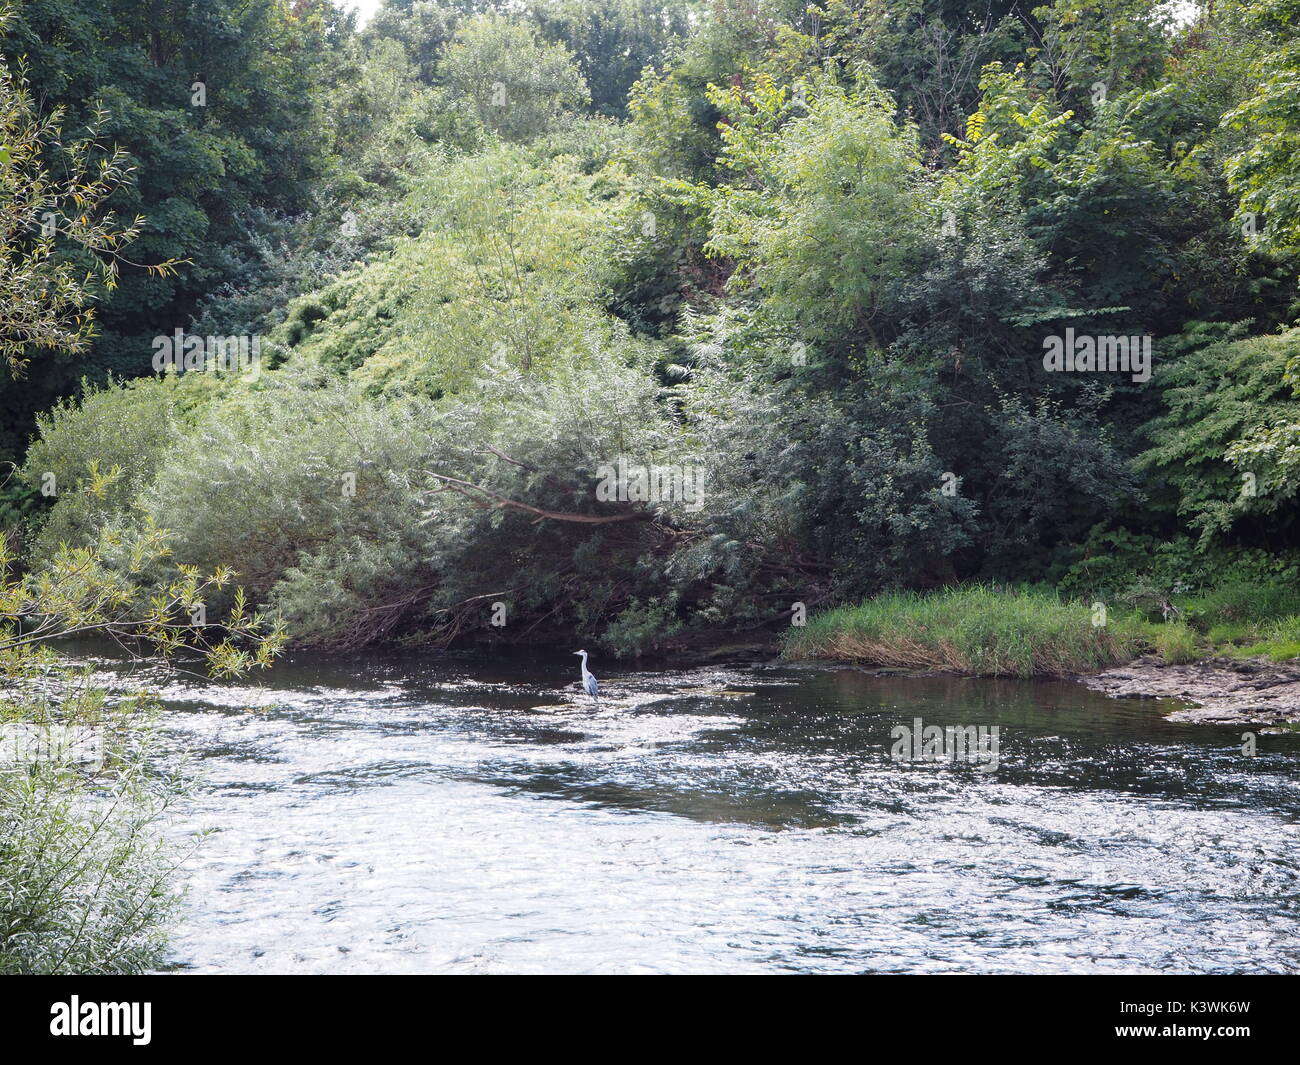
top-left (1080, 656), bottom-right (1300, 725)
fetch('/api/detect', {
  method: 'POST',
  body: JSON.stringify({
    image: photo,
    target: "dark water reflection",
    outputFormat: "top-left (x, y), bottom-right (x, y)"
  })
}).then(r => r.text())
top-left (86, 648), bottom-right (1300, 973)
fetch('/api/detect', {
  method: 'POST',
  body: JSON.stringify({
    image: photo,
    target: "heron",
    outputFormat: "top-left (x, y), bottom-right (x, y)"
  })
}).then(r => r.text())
top-left (573, 649), bottom-right (599, 704)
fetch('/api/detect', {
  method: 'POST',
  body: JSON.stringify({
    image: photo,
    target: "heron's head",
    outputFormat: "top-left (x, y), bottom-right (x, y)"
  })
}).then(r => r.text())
top-left (573, 649), bottom-right (586, 656)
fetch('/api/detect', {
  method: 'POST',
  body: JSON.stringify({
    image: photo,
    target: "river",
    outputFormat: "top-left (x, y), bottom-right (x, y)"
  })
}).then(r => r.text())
top-left (109, 649), bottom-right (1300, 974)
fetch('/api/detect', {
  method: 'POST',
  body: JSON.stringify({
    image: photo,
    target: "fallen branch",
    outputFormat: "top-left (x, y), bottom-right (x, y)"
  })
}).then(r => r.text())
top-left (423, 470), bottom-right (650, 525)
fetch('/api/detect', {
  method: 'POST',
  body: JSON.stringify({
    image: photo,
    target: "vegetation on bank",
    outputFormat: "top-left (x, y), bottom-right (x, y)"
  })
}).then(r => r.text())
top-left (10, 2), bottom-right (1300, 657)
top-left (5, 0), bottom-right (1300, 662)
top-left (784, 587), bottom-right (1148, 677)
top-left (0, 514), bottom-right (282, 973)
top-left (785, 582), bottom-right (1300, 677)
top-left (0, 672), bottom-right (184, 975)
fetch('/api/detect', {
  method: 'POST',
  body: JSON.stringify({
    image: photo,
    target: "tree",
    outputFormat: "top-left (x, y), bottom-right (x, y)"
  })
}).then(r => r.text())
top-left (0, 0), bottom-right (347, 465)
top-left (527, 0), bottom-right (692, 116)
top-left (1224, 0), bottom-right (1300, 254)
top-left (439, 13), bottom-right (590, 141)
top-left (703, 71), bottom-right (930, 349)
top-left (0, 44), bottom-right (171, 373)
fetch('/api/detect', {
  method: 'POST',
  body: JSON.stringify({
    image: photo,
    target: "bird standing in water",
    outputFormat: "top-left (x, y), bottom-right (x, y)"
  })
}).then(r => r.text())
top-left (573, 649), bottom-right (599, 704)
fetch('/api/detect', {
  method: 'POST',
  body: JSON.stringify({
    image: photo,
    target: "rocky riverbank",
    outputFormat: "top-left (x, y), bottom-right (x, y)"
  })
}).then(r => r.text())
top-left (1080, 655), bottom-right (1300, 727)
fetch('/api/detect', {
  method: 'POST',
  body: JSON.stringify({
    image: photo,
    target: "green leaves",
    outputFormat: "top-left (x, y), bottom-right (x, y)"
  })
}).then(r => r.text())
top-left (0, 58), bottom-right (177, 375)
top-left (440, 12), bottom-right (590, 142)
top-left (702, 70), bottom-right (929, 345)
top-left (0, 520), bottom-right (286, 679)
top-left (1140, 325), bottom-right (1300, 542)
top-left (1225, 33), bottom-right (1300, 254)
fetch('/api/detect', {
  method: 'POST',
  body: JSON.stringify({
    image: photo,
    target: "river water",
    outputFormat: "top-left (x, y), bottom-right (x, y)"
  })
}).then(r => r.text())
top-left (121, 649), bottom-right (1299, 974)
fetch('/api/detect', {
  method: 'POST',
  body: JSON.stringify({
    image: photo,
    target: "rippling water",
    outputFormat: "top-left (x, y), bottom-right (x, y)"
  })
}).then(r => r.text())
top-left (98, 649), bottom-right (1300, 974)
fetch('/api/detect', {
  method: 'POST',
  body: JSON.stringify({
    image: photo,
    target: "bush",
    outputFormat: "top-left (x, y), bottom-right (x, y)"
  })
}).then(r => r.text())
top-left (601, 598), bottom-right (683, 657)
top-left (1139, 324), bottom-right (1300, 543)
top-left (1, 492), bottom-right (280, 974)
top-left (20, 375), bottom-right (218, 563)
top-left (138, 363), bottom-right (441, 645)
top-left (274, 144), bottom-right (626, 394)
top-left (0, 670), bottom-right (187, 974)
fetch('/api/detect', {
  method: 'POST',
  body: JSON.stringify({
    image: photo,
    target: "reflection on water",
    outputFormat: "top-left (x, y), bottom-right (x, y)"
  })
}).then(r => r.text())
top-left (87, 648), bottom-right (1300, 973)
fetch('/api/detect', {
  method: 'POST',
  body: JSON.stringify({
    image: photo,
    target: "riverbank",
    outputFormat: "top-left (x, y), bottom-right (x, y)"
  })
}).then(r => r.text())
top-left (1081, 655), bottom-right (1300, 726)
top-left (783, 586), bottom-right (1149, 678)
top-left (783, 584), bottom-right (1300, 724)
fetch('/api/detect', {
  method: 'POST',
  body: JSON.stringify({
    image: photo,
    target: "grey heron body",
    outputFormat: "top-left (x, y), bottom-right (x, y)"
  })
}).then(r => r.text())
top-left (573, 649), bottom-right (599, 703)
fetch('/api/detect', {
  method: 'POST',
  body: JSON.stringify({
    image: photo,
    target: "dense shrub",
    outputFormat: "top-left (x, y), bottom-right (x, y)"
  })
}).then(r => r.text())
top-left (1140, 324), bottom-right (1300, 541)
top-left (0, 671), bottom-right (186, 975)
top-left (20, 375), bottom-right (219, 562)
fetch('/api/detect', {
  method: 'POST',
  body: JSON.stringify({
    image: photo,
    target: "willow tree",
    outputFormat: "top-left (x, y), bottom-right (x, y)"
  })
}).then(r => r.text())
top-left (0, 49), bottom-right (170, 374)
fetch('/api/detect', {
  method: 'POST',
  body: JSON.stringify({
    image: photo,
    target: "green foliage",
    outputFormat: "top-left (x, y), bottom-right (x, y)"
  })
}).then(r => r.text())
top-left (601, 597), bottom-right (684, 656)
top-left (1139, 324), bottom-right (1300, 541)
top-left (2, 524), bottom-right (286, 678)
top-left (785, 585), bottom-right (1148, 677)
top-left (439, 13), bottom-right (590, 142)
top-left (20, 374), bottom-right (216, 562)
top-left (0, 36), bottom-right (170, 373)
top-left (1224, 0), bottom-right (1300, 254)
top-left (704, 71), bottom-right (929, 346)
top-left (1029, 0), bottom-right (1174, 104)
top-left (0, 487), bottom-right (286, 972)
top-left (1152, 621), bottom-right (1199, 664)
top-left (363, 0), bottom-right (459, 86)
top-left (674, 307), bottom-right (977, 600)
top-left (276, 142), bottom-right (631, 390)
top-left (10, 0), bottom-right (1300, 664)
top-left (0, 671), bottom-right (185, 974)
top-left (0, 0), bottom-right (348, 467)
top-left (1180, 579), bottom-right (1300, 633)
top-left (528, 0), bottom-right (692, 117)
top-left (1233, 615), bottom-right (1300, 660)
top-left (136, 363), bottom-right (436, 637)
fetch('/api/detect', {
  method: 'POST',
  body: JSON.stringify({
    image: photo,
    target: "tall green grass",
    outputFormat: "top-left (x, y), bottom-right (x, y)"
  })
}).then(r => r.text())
top-left (1232, 615), bottom-right (1300, 661)
top-left (1169, 580), bottom-right (1300, 661)
top-left (1179, 581), bottom-right (1300, 631)
top-left (784, 586), bottom-right (1148, 677)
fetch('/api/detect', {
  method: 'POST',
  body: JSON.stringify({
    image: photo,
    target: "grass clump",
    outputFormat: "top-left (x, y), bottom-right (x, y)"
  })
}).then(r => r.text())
top-left (784, 585), bottom-right (1147, 677)
top-left (1180, 580), bottom-right (1300, 633)
top-left (1231, 615), bottom-right (1300, 662)
top-left (1152, 622), bottom-right (1200, 665)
